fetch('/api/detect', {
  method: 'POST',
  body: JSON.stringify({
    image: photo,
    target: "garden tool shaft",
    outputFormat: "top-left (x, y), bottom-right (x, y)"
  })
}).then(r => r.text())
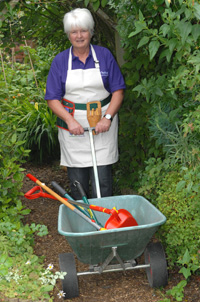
top-left (88, 127), bottom-right (101, 198)
top-left (83, 127), bottom-right (101, 198)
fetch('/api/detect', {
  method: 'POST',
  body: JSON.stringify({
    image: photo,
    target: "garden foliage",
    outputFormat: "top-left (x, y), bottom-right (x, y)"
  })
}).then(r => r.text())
top-left (0, 45), bottom-right (60, 163)
top-left (0, 109), bottom-right (64, 300)
top-left (0, 27), bottom-right (66, 300)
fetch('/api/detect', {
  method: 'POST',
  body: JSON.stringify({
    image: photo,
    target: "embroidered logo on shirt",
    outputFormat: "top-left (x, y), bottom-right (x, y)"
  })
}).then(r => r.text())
top-left (101, 71), bottom-right (108, 77)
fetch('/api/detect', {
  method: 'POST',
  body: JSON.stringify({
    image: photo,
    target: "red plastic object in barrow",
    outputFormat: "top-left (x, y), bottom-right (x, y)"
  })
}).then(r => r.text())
top-left (104, 208), bottom-right (138, 229)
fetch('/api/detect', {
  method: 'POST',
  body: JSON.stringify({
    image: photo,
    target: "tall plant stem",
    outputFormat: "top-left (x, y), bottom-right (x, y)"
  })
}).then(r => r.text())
top-left (19, 20), bottom-right (39, 89)
top-left (0, 48), bottom-right (7, 88)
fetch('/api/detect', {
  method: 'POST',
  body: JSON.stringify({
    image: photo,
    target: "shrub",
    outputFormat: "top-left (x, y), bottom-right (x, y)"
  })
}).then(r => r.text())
top-left (0, 46), bottom-right (60, 163)
top-left (138, 158), bottom-right (200, 267)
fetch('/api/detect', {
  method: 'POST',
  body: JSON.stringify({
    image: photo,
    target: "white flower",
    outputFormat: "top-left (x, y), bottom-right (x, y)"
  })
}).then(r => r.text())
top-left (55, 271), bottom-right (67, 279)
top-left (47, 263), bottom-right (54, 270)
top-left (25, 260), bottom-right (31, 265)
top-left (57, 290), bottom-right (66, 298)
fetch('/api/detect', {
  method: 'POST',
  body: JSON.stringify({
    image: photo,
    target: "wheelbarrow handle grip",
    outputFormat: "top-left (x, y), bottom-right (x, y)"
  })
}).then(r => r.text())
top-left (83, 127), bottom-right (95, 131)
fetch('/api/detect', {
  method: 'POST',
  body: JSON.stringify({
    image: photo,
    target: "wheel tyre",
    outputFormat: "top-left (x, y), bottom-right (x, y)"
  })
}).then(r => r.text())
top-left (59, 253), bottom-right (79, 299)
top-left (144, 242), bottom-right (168, 288)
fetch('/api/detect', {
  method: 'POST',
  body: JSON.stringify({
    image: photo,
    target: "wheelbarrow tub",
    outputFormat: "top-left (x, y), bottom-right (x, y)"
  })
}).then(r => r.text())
top-left (58, 195), bottom-right (166, 265)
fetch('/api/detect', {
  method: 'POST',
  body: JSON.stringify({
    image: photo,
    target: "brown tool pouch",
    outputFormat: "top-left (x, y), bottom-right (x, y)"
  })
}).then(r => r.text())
top-left (87, 101), bottom-right (102, 135)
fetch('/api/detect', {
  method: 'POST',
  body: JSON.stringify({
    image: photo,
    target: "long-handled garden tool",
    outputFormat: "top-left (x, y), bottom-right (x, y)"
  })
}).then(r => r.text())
top-left (24, 185), bottom-right (92, 219)
top-left (52, 181), bottom-right (138, 229)
top-left (73, 180), bottom-right (101, 226)
top-left (26, 173), bottom-right (103, 231)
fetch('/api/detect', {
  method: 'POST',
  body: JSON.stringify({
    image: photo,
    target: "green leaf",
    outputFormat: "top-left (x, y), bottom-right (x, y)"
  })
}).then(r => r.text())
top-left (168, 38), bottom-right (177, 54)
top-left (176, 180), bottom-right (186, 192)
top-left (41, 285), bottom-right (54, 292)
top-left (137, 36), bottom-right (150, 48)
top-left (84, 0), bottom-right (90, 6)
top-left (159, 49), bottom-right (172, 62)
top-left (179, 267), bottom-right (191, 279)
top-left (92, 0), bottom-right (100, 11)
top-left (182, 249), bottom-right (191, 264)
top-left (128, 23), bottom-right (146, 38)
top-left (160, 24), bottom-right (170, 37)
top-left (177, 21), bottom-right (192, 44)
top-left (101, 0), bottom-right (107, 8)
top-left (192, 24), bottom-right (200, 42)
top-left (194, 3), bottom-right (200, 20)
top-left (139, 10), bottom-right (144, 21)
top-left (155, 87), bottom-right (163, 96)
top-left (149, 40), bottom-right (160, 60)
top-left (186, 181), bottom-right (193, 192)
top-left (11, 133), bottom-right (17, 143)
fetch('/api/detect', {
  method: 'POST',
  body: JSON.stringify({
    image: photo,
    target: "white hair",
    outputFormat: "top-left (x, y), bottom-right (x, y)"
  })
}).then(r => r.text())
top-left (63, 8), bottom-right (95, 37)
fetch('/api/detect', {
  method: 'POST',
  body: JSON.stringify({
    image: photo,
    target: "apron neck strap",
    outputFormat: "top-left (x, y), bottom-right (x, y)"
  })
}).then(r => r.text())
top-left (91, 45), bottom-right (100, 69)
top-left (68, 45), bottom-right (99, 70)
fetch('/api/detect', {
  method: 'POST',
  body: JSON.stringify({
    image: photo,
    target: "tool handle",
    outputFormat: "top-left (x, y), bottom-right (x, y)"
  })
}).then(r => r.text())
top-left (51, 181), bottom-right (92, 219)
top-left (24, 185), bottom-right (58, 200)
top-left (83, 127), bottom-right (95, 131)
top-left (73, 180), bottom-right (103, 226)
top-left (51, 181), bottom-right (68, 198)
top-left (73, 180), bottom-right (87, 199)
top-left (89, 205), bottom-right (111, 215)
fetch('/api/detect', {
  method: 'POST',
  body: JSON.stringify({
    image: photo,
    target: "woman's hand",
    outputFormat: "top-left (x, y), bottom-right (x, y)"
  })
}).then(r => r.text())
top-left (95, 118), bottom-right (111, 134)
top-left (47, 99), bottom-right (84, 135)
top-left (94, 89), bottom-right (124, 134)
top-left (67, 119), bottom-right (84, 135)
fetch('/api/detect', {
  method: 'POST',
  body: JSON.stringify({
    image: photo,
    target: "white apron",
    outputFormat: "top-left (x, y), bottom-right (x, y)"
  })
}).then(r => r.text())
top-left (58, 45), bottom-right (119, 167)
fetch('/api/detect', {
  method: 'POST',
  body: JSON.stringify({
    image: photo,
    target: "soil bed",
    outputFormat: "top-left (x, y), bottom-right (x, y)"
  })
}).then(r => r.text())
top-left (21, 162), bottom-right (200, 302)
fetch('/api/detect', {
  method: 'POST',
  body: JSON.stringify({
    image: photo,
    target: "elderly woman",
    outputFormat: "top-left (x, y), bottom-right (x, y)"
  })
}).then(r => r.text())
top-left (45, 8), bottom-right (125, 199)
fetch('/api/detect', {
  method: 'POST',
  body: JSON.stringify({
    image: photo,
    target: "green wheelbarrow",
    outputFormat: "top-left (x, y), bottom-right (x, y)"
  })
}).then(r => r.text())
top-left (58, 194), bottom-right (168, 299)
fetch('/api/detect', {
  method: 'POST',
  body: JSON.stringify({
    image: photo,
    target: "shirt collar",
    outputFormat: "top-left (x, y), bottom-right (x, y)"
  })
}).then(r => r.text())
top-left (71, 44), bottom-right (92, 61)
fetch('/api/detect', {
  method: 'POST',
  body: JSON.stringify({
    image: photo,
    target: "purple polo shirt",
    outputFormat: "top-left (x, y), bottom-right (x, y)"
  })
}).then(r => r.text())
top-left (45, 44), bottom-right (126, 100)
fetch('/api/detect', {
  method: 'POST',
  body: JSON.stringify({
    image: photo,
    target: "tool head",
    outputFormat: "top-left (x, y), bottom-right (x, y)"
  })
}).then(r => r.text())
top-left (105, 209), bottom-right (138, 229)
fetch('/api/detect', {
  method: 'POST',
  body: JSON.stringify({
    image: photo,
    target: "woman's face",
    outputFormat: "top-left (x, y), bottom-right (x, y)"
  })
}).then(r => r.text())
top-left (69, 27), bottom-right (91, 50)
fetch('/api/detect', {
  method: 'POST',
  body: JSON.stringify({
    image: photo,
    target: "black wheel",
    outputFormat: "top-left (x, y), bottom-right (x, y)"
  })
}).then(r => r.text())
top-left (144, 242), bottom-right (168, 288)
top-left (59, 253), bottom-right (79, 299)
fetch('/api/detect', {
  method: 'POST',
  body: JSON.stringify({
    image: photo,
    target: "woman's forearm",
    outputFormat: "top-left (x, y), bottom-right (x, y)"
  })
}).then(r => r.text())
top-left (104, 89), bottom-right (124, 118)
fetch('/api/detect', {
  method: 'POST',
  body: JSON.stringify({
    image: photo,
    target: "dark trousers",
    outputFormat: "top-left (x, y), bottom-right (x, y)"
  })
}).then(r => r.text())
top-left (67, 165), bottom-right (113, 200)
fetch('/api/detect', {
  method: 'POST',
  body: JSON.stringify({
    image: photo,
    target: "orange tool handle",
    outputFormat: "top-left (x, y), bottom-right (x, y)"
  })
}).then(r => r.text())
top-left (26, 174), bottom-right (75, 210)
